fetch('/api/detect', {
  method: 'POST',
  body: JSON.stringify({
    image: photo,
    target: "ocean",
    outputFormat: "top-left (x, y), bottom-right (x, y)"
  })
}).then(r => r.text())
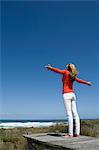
top-left (0, 119), bottom-right (67, 129)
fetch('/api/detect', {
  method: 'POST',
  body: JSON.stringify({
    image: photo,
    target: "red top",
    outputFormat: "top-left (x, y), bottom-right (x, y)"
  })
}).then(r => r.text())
top-left (50, 67), bottom-right (89, 94)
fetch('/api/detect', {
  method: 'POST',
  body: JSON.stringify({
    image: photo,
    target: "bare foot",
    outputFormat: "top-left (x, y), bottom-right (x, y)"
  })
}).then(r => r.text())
top-left (63, 134), bottom-right (73, 138)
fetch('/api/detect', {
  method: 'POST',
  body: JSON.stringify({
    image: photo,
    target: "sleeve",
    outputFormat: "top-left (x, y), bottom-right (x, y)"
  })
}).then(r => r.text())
top-left (75, 77), bottom-right (89, 85)
top-left (50, 67), bottom-right (66, 74)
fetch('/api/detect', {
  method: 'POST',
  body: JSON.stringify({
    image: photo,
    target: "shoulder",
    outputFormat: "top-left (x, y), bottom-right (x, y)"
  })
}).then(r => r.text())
top-left (65, 70), bottom-right (70, 74)
top-left (63, 70), bottom-right (69, 75)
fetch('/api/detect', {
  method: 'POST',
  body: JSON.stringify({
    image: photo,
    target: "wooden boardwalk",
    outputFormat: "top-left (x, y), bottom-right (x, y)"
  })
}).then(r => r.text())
top-left (23, 133), bottom-right (99, 150)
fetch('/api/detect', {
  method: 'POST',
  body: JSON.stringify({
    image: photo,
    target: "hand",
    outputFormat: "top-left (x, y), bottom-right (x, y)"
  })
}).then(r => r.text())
top-left (87, 82), bottom-right (92, 86)
top-left (45, 64), bottom-right (52, 70)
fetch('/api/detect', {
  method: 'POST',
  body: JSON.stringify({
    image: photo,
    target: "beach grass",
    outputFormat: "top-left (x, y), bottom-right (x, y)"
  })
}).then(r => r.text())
top-left (0, 119), bottom-right (99, 150)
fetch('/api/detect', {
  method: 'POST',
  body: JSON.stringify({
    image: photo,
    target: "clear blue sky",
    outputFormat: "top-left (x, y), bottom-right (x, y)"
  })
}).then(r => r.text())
top-left (1, 1), bottom-right (99, 120)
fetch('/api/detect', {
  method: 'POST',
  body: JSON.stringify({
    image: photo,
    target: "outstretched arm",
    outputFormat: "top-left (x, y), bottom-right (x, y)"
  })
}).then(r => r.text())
top-left (45, 64), bottom-right (66, 74)
top-left (75, 77), bottom-right (92, 86)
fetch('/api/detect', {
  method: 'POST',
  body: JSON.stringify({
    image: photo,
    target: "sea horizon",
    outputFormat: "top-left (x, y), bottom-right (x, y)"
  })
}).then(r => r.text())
top-left (0, 118), bottom-right (99, 121)
top-left (0, 119), bottom-right (67, 129)
top-left (0, 118), bottom-right (99, 129)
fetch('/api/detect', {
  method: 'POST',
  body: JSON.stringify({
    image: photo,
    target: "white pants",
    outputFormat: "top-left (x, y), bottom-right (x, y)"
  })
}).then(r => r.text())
top-left (63, 93), bottom-right (80, 136)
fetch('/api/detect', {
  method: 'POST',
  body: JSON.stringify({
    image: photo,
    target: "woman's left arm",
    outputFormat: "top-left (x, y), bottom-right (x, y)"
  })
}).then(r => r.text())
top-left (75, 77), bottom-right (92, 86)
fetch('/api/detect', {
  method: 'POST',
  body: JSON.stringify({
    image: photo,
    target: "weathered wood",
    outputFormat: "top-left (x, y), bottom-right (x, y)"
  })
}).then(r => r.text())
top-left (23, 133), bottom-right (99, 150)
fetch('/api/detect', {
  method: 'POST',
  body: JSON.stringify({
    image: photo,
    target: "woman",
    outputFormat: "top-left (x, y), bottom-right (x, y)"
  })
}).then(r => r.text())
top-left (45, 64), bottom-right (91, 137)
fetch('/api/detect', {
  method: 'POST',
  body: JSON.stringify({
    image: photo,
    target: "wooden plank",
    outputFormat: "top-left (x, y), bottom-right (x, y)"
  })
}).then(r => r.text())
top-left (23, 133), bottom-right (99, 150)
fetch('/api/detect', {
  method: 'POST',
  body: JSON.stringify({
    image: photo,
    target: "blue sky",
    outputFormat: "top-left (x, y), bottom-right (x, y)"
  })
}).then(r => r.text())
top-left (1, 1), bottom-right (99, 120)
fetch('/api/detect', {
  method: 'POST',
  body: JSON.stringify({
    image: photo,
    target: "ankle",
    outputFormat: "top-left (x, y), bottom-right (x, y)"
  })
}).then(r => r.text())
top-left (73, 134), bottom-right (79, 137)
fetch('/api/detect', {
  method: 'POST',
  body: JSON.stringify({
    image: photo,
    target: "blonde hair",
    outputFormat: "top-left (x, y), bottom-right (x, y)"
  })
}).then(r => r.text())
top-left (66, 64), bottom-right (78, 81)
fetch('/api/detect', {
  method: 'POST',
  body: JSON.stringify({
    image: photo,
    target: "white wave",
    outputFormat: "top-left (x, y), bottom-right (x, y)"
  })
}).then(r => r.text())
top-left (0, 122), bottom-right (57, 129)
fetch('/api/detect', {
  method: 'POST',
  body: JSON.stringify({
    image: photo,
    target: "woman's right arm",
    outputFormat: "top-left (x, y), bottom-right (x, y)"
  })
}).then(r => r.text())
top-left (45, 64), bottom-right (66, 74)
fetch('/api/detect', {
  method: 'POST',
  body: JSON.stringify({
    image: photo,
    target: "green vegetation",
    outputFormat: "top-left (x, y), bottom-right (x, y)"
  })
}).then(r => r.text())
top-left (0, 120), bottom-right (99, 150)
top-left (81, 119), bottom-right (99, 137)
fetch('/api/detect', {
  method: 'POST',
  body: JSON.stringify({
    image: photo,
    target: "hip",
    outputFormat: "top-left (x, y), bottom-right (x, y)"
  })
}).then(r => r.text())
top-left (63, 92), bottom-right (76, 100)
